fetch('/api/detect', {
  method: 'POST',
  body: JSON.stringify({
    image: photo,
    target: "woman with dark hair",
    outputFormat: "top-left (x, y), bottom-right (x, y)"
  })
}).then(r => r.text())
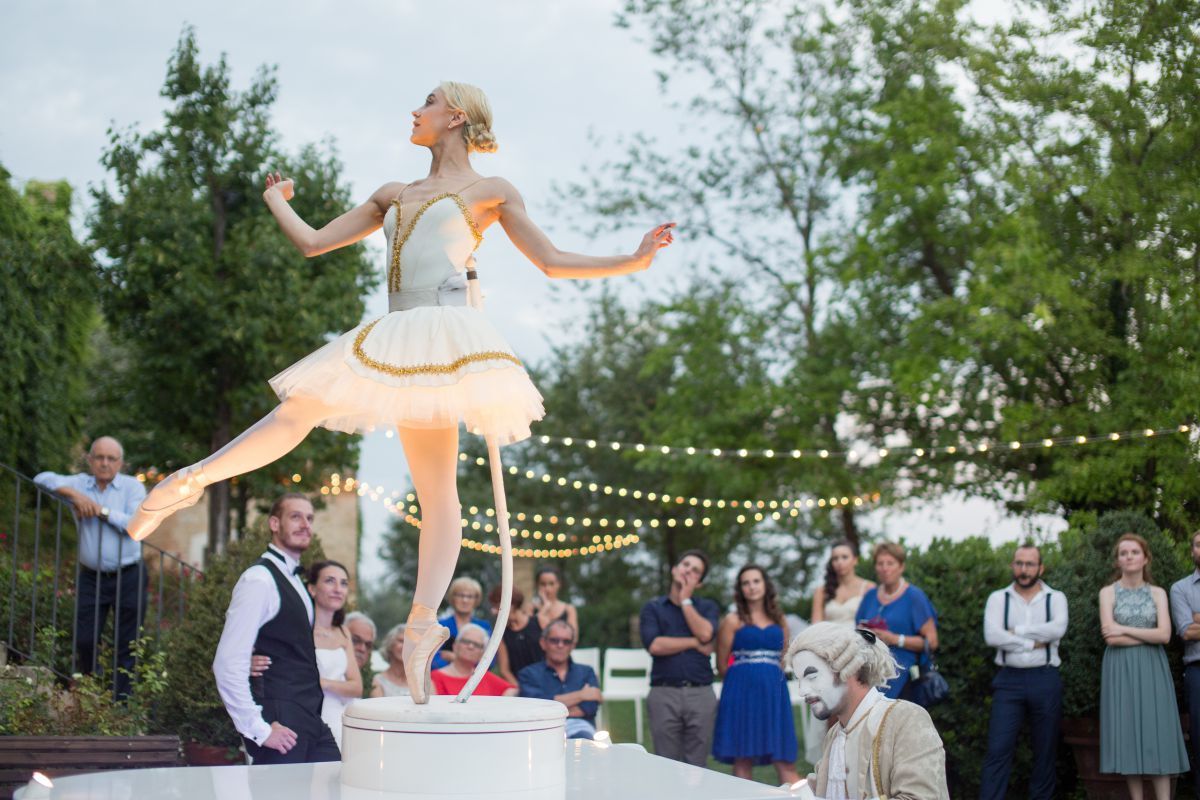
top-left (308, 560), bottom-right (360, 747)
top-left (253, 559), bottom-right (362, 747)
top-left (1099, 533), bottom-right (1188, 798)
top-left (489, 583), bottom-right (542, 686)
top-left (534, 564), bottom-right (579, 640)
top-left (811, 540), bottom-right (874, 624)
top-left (711, 565), bottom-right (798, 784)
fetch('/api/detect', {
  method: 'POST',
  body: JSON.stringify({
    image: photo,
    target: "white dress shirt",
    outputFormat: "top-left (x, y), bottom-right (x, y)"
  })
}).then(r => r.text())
top-left (983, 582), bottom-right (1068, 668)
top-left (827, 688), bottom-right (884, 800)
top-left (212, 545), bottom-right (314, 745)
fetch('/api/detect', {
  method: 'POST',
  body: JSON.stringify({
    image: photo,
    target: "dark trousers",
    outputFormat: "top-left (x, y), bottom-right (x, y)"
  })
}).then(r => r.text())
top-left (75, 561), bottom-right (146, 699)
top-left (244, 697), bottom-right (340, 764)
top-left (979, 665), bottom-right (1061, 800)
top-left (1185, 664), bottom-right (1200, 798)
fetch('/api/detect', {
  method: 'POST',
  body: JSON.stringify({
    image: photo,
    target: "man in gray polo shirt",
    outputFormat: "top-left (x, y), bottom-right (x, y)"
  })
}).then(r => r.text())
top-left (1169, 529), bottom-right (1200, 799)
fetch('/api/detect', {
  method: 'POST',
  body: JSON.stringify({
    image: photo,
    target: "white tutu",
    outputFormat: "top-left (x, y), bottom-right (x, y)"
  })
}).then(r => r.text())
top-left (269, 305), bottom-right (545, 445)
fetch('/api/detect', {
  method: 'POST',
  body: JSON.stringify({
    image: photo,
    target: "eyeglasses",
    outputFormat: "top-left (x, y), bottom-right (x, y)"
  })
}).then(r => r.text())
top-left (855, 628), bottom-right (877, 644)
top-left (452, 592), bottom-right (479, 600)
top-left (544, 637), bottom-right (574, 647)
top-left (458, 639), bottom-right (485, 650)
top-left (89, 455), bottom-right (121, 462)
top-left (351, 635), bottom-right (375, 648)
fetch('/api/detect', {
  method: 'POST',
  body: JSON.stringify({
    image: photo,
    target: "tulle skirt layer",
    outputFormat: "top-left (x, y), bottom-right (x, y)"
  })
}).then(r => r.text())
top-left (268, 306), bottom-right (545, 445)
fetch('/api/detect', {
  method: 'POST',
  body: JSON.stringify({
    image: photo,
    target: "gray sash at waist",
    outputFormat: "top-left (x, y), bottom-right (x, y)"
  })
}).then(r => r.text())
top-left (389, 272), bottom-right (470, 312)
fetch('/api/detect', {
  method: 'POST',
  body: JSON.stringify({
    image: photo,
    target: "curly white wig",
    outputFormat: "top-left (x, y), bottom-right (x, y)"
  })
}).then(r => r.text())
top-left (785, 622), bottom-right (900, 688)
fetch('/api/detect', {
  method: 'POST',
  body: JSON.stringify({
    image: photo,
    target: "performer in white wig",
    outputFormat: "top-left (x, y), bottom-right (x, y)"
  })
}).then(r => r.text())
top-left (785, 622), bottom-right (949, 800)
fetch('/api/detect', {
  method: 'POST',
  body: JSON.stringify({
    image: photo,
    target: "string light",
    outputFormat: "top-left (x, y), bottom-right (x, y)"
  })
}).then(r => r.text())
top-left (455, 452), bottom-right (879, 509)
top-left (131, 422), bottom-right (1192, 487)
top-left (523, 423), bottom-right (1193, 462)
top-left (399, 512), bottom-right (640, 559)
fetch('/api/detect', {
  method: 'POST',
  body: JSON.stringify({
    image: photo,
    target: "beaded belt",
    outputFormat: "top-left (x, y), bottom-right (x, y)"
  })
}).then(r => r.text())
top-left (388, 271), bottom-right (476, 312)
top-left (731, 648), bottom-right (781, 666)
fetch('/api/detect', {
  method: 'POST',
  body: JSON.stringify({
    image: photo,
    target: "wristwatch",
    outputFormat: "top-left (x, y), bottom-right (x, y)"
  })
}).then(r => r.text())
top-left (100, 506), bottom-right (110, 520)
top-left (681, 598), bottom-right (694, 606)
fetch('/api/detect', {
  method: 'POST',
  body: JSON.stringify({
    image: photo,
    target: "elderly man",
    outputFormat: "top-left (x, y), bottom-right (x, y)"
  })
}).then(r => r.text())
top-left (787, 622), bottom-right (949, 800)
top-left (34, 436), bottom-right (147, 698)
top-left (518, 620), bottom-right (602, 739)
top-left (345, 611), bottom-right (377, 671)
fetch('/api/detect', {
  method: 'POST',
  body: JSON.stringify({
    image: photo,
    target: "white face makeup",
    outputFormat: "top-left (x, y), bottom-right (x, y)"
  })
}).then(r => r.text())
top-left (792, 650), bottom-right (847, 722)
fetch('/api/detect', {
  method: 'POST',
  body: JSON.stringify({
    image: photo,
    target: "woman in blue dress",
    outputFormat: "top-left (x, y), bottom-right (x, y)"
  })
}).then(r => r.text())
top-left (712, 565), bottom-right (799, 783)
top-left (856, 541), bottom-right (939, 699)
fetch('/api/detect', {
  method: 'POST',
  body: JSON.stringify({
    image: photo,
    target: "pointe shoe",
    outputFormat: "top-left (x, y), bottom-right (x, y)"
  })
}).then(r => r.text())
top-left (403, 622), bottom-right (449, 704)
top-left (127, 466), bottom-right (208, 541)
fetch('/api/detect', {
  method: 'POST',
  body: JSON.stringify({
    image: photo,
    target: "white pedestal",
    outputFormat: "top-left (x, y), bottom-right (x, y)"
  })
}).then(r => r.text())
top-left (340, 696), bottom-right (567, 797)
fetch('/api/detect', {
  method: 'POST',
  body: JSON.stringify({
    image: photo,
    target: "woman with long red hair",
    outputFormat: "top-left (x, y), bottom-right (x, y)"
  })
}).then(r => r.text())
top-left (1099, 533), bottom-right (1188, 799)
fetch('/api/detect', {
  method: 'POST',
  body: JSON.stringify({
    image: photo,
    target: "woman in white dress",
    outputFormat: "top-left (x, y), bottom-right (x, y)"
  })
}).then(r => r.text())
top-left (249, 559), bottom-right (361, 748)
top-left (811, 540), bottom-right (874, 625)
top-left (124, 81), bottom-right (674, 702)
top-left (801, 541), bottom-right (874, 763)
top-left (371, 624), bottom-right (411, 697)
top-left (310, 561), bottom-right (361, 747)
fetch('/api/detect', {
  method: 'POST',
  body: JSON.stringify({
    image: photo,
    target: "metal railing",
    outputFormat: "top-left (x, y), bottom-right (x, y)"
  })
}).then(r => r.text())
top-left (1, 463), bottom-right (203, 697)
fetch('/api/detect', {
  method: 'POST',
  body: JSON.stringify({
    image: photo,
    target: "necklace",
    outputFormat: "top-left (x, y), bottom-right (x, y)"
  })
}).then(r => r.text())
top-left (877, 579), bottom-right (906, 604)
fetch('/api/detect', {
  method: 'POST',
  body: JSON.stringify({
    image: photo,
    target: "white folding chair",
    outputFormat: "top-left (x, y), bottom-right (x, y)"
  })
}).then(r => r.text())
top-left (573, 646), bottom-right (602, 727)
top-left (601, 647), bottom-right (652, 744)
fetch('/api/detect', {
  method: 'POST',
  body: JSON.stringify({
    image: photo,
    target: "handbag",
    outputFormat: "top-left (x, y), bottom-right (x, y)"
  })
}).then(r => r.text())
top-left (907, 640), bottom-right (949, 708)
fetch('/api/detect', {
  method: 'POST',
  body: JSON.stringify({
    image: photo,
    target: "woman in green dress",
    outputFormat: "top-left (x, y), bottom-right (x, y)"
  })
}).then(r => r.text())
top-left (1099, 533), bottom-right (1189, 800)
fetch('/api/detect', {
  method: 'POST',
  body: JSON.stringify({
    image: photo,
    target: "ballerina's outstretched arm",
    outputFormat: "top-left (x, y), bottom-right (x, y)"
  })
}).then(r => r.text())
top-left (262, 172), bottom-right (403, 258)
top-left (489, 178), bottom-right (675, 278)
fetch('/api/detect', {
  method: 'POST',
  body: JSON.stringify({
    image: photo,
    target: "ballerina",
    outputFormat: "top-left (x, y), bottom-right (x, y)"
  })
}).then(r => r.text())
top-left (126, 81), bottom-right (674, 704)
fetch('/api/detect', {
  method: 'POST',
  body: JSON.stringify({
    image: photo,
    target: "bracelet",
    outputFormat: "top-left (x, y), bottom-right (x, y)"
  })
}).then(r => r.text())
top-left (898, 634), bottom-right (906, 649)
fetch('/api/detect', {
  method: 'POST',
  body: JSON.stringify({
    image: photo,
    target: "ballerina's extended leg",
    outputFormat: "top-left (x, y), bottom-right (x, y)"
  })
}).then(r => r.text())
top-left (399, 425), bottom-right (461, 704)
top-left (127, 394), bottom-right (346, 541)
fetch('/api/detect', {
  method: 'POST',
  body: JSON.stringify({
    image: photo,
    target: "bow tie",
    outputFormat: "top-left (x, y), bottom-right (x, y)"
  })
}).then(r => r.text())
top-left (293, 565), bottom-right (306, 578)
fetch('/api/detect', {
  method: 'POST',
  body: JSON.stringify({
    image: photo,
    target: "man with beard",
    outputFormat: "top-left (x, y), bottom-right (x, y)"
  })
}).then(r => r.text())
top-left (1170, 530), bottom-right (1200, 799)
top-left (213, 493), bottom-right (339, 763)
top-left (787, 622), bottom-right (948, 799)
top-left (979, 544), bottom-right (1068, 800)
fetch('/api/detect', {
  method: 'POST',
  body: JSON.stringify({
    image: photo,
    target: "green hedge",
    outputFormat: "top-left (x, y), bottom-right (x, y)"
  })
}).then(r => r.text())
top-left (901, 510), bottom-right (1192, 798)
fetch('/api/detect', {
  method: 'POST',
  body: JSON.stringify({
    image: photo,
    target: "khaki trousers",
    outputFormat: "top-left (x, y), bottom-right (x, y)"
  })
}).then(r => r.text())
top-left (647, 685), bottom-right (718, 767)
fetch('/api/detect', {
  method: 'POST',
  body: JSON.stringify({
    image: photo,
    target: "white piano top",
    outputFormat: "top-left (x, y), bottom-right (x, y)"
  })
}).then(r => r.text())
top-left (16, 740), bottom-right (794, 800)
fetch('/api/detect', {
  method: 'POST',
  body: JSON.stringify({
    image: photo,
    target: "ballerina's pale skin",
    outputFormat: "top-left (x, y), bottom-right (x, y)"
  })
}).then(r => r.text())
top-left (125, 82), bottom-right (674, 702)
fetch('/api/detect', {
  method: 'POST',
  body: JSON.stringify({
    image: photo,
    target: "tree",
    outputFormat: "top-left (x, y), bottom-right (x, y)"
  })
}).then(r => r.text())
top-left (570, 0), bottom-right (1200, 545)
top-left (835, 0), bottom-right (1200, 533)
top-left (90, 28), bottom-right (375, 554)
top-left (0, 168), bottom-right (96, 475)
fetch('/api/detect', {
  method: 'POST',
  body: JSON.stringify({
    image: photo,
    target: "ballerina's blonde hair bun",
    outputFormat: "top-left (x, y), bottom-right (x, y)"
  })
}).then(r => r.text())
top-left (440, 81), bottom-right (498, 154)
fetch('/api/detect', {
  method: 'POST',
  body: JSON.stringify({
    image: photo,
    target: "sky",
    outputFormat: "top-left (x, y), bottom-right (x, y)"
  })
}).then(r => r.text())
top-left (2, 0), bottom-right (1065, 589)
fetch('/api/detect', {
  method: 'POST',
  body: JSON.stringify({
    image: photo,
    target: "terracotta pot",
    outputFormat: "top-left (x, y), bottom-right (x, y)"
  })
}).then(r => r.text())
top-left (1062, 716), bottom-right (1182, 799)
top-left (182, 741), bottom-right (242, 767)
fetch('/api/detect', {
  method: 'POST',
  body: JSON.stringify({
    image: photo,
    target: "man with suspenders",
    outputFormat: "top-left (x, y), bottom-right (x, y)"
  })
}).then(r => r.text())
top-left (979, 543), bottom-right (1069, 800)
top-left (213, 492), bottom-right (340, 763)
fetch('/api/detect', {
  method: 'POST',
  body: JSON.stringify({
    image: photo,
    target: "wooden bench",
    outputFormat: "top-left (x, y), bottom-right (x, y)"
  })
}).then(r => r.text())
top-left (0, 735), bottom-right (181, 799)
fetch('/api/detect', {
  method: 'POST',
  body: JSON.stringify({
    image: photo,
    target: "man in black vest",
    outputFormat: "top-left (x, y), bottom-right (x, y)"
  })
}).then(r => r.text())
top-left (213, 492), bottom-right (339, 763)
